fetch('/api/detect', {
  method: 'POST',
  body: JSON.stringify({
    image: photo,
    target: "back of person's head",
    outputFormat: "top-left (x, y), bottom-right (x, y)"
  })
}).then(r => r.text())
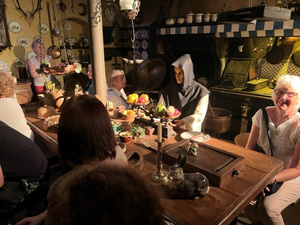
top-left (66, 166), bottom-right (165, 225)
top-left (107, 70), bottom-right (125, 87)
top-left (58, 95), bottom-right (116, 165)
top-left (0, 71), bottom-right (16, 98)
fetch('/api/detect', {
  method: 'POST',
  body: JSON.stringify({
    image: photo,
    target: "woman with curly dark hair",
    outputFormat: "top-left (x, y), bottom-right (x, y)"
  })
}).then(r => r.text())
top-left (46, 166), bottom-right (165, 225)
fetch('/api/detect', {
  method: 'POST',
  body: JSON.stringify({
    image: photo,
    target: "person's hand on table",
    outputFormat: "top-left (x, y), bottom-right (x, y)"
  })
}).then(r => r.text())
top-left (169, 119), bottom-right (185, 128)
top-left (10, 211), bottom-right (46, 225)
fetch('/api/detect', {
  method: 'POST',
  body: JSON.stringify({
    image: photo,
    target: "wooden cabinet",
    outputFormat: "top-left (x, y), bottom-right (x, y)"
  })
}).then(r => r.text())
top-left (0, 0), bottom-right (11, 52)
top-left (209, 86), bottom-right (274, 142)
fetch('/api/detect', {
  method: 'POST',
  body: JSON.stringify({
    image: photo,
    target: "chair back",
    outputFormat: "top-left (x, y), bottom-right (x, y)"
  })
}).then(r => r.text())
top-left (234, 132), bottom-right (250, 148)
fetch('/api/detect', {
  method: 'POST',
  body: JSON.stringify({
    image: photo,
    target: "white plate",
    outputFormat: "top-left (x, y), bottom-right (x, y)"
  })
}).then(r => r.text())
top-left (181, 131), bottom-right (210, 143)
top-left (8, 21), bottom-right (21, 33)
top-left (0, 60), bottom-right (9, 70)
top-left (141, 50), bottom-right (148, 60)
top-left (141, 29), bottom-right (148, 39)
top-left (17, 36), bottom-right (30, 48)
top-left (37, 22), bottom-right (49, 34)
top-left (135, 30), bottom-right (141, 39)
top-left (13, 59), bottom-right (26, 69)
top-left (141, 40), bottom-right (148, 49)
top-left (135, 50), bottom-right (141, 59)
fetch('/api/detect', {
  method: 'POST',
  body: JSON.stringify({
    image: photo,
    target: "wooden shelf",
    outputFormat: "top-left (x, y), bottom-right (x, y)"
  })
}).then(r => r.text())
top-left (156, 19), bottom-right (300, 38)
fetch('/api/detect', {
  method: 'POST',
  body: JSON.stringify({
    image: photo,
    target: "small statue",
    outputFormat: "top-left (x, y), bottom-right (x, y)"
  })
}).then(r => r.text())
top-left (185, 142), bottom-right (199, 156)
top-left (167, 152), bottom-right (210, 199)
top-left (74, 84), bottom-right (83, 96)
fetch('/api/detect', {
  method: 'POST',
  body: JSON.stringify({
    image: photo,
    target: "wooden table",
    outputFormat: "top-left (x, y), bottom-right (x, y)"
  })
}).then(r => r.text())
top-left (24, 103), bottom-right (283, 225)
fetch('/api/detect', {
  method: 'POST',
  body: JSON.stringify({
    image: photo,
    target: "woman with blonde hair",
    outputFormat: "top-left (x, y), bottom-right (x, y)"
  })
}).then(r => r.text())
top-left (0, 71), bottom-right (33, 139)
top-left (27, 40), bottom-right (58, 94)
top-left (245, 74), bottom-right (300, 225)
top-left (107, 70), bottom-right (129, 109)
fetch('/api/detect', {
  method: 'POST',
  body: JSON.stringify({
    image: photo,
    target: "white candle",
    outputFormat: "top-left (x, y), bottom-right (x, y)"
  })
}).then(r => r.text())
top-left (157, 122), bottom-right (162, 142)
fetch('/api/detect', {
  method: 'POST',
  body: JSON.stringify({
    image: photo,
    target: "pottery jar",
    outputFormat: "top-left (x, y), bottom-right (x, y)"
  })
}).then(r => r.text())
top-left (204, 13), bottom-right (211, 22)
top-left (177, 17), bottom-right (185, 24)
top-left (186, 12), bottom-right (194, 24)
top-left (211, 14), bottom-right (218, 22)
top-left (195, 13), bottom-right (203, 23)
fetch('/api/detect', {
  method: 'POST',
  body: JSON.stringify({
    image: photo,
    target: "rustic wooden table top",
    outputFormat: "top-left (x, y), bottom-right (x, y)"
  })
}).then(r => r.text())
top-left (24, 103), bottom-right (283, 225)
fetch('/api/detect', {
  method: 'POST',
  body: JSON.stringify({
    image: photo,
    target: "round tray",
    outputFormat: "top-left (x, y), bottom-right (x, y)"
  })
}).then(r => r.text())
top-left (156, 112), bottom-right (181, 120)
top-left (44, 65), bottom-right (76, 75)
top-left (126, 101), bottom-right (150, 106)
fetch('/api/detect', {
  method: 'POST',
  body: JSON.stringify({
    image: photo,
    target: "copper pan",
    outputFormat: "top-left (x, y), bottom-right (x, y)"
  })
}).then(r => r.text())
top-left (47, 2), bottom-right (61, 59)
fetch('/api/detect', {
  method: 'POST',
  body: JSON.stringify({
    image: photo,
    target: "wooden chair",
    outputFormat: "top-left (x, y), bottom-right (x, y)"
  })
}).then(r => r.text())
top-left (234, 132), bottom-right (250, 148)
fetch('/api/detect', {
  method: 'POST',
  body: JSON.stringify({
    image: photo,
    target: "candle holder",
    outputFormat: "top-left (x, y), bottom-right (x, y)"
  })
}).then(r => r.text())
top-left (151, 138), bottom-right (168, 183)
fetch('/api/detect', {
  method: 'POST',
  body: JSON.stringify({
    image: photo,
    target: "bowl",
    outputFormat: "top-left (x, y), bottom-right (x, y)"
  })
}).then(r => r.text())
top-left (177, 17), bottom-right (185, 24)
top-left (121, 110), bottom-right (137, 122)
top-left (119, 131), bottom-right (133, 143)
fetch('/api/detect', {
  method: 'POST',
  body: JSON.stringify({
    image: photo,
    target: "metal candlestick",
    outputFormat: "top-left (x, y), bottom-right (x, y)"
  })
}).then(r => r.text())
top-left (151, 138), bottom-right (168, 183)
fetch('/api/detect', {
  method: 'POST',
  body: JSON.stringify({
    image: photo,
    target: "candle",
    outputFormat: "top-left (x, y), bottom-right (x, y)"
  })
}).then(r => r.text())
top-left (157, 122), bottom-right (162, 142)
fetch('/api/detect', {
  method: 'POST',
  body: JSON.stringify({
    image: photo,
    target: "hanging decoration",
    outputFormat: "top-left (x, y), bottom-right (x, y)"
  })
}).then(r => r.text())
top-left (13, 0), bottom-right (42, 26)
top-left (92, 0), bottom-right (102, 26)
top-left (121, 0), bottom-right (142, 64)
top-left (41, 0), bottom-right (81, 75)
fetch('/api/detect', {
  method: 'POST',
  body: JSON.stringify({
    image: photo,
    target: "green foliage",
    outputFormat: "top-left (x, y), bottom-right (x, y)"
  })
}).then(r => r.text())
top-left (130, 124), bottom-right (145, 138)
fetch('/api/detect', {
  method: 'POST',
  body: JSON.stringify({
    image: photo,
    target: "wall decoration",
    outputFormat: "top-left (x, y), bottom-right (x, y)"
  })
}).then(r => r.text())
top-left (14, 0), bottom-right (42, 25)
top-left (141, 40), bottom-right (148, 49)
top-left (141, 29), bottom-right (148, 39)
top-left (78, 3), bottom-right (87, 16)
top-left (37, 22), bottom-right (49, 34)
top-left (0, 59), bottom-right (9, 70)
top-left (8, 21), bottom-right (21, 33)
top-left (141, 50), bottom-right (148, 60)
top-left (13, 59), bottom-right (26, 69)
top-left (64, 22), bottom-right (72, 31)
top-left (17, 36), bottom-right (30, 48)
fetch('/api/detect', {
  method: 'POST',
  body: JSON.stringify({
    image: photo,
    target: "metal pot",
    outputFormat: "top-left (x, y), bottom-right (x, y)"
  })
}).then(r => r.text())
top-left (266, 37), bottom-right (284, 64)
top-left (139, 58), bottom-right (166, 90)
top-left (203, 108), bottom-right (232, 134)
top-left (47, 45), bottom-right (61, 59)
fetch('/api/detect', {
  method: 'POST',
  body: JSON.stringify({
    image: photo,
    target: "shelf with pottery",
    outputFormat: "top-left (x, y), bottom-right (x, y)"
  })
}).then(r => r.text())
top-left (156, 19), bottom-right (300, 38)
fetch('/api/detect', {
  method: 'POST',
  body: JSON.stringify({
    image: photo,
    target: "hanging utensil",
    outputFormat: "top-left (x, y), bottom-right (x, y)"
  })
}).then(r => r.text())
top-left (71, 0), bottom-right (74, 18)
top-left (51, 0), bottom-right (60, 37)
top-left (292, 50), bottom-right (300, 67)
top-left (265, 37), bottom-right (284, 64)
top-left (58, 0), bottom-right (67, 12)
top-left (47, 2), bottom-right (61, 59)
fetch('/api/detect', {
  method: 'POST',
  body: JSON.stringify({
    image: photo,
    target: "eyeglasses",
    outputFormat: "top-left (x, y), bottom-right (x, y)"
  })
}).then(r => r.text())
top-left (274, 89), bottom-right (298, 97)
top-left (119, 75), bottom-right (126, 81)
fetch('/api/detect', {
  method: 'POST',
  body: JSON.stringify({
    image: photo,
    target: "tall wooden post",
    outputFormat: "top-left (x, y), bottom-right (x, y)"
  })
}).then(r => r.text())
top-left (87, 0), bottom-right (107, 104)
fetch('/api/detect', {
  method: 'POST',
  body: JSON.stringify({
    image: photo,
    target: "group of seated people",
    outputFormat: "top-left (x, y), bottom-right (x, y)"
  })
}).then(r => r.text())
top-left (1, 51), bottom-right (300, 225)
top-left (0, 72), bottom-right (166, 224)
